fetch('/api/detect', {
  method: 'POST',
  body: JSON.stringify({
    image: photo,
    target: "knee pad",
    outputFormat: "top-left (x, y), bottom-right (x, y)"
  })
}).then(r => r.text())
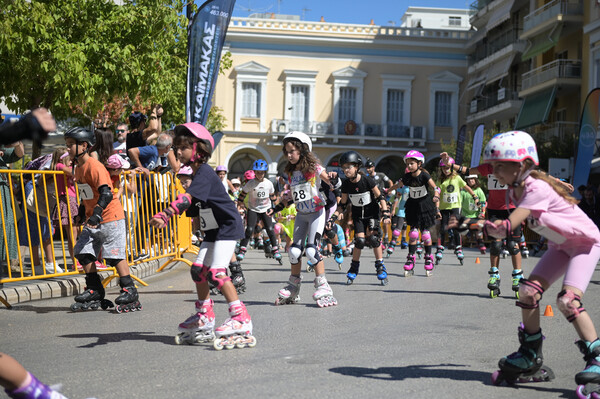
top-left (355, 236), bottom-right (366, 249)
top-left (105, 259), bottom-right (123, 267)
top-left (490, 240), bottom-right (503, 256)
top-left (557, 289), bottom-right (586, 322)
top-left (244, 225), bottom-right (254, 239)
top-left (305, 244), bottom-right (322, 264)
top-left (421, 229), bottom-right (432, 244)
top-left (288, 244), bottom-right (303, 264)
top-left (76, 254), bottom-right (97, 266)
top-left (516, 279), bottom-right (545, 309)
top-left (208, 268), bottom-right (231, 290)
top-left (392, 229), bottom-right (401, 239)
top-left (408, 229), bottom-right (419, 241)
top-left (507, 240), bottom-right (520, 256)
top-left (274, 224), bottom-right (282, 235)
top-left (190, 263), bottom-right (210, 283)
top-left (367, 234), bottom-right (380, 248)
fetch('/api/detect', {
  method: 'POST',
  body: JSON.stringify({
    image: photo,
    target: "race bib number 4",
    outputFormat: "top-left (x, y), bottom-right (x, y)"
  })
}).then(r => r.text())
top-left (487, 175), bottom-right (507, 190)
top-left (409, 186), bottom-right (427, 199)
top-left (349, 192), bottom-right (372, 207)
top-left (77, 183), bottom-right (94, 200)
top-left (199, 208), bottom-right (218, 230)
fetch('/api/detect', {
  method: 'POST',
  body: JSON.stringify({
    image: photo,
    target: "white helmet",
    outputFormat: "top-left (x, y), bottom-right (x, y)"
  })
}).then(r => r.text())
top-left (283, 131), bottom-right (312, 152)
top-left (483, 131), bottom-right (539, 166)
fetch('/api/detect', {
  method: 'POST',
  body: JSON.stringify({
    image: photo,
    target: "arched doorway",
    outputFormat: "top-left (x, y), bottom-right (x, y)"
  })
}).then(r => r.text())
top-left (376, 155), bottom-right (404, 182)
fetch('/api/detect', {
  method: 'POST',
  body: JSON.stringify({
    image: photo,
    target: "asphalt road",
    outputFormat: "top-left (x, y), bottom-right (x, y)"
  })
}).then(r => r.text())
top-left (1, 245), bottom-right (597, 399)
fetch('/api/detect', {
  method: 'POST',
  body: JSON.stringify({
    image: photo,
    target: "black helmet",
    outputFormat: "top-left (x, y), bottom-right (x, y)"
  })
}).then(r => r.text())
top-left (365, 159), bottom-right (375, 168)
top-left (339, 151), bottom-right (362, 167)
top-left (64, 127), bottom-right (95, 146)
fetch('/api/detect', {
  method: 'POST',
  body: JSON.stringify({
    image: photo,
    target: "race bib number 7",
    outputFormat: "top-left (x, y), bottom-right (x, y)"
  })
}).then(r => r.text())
top-left (488, 175), bottom-right (507, 190)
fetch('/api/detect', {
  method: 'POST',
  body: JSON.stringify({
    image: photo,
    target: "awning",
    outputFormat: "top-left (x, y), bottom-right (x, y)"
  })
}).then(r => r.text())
top-left (487, 53), bottom-right (515, 84)
top-left (521, 25), bottom-right (563, 61)
top-left (467, 69), bottom-right (488, 91)
top-left (486, 0), bottom-right (515, 31)
top-left (514, 87), bottom-right (557, 130)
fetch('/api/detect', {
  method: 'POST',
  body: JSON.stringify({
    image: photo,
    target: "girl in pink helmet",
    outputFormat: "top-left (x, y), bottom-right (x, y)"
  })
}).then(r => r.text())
top-left (149, 122), bottom-right (254, 350)
top-left (393, 150), bottom-right (441, 277)
top-left (450, 131), bottom-right (600, 394)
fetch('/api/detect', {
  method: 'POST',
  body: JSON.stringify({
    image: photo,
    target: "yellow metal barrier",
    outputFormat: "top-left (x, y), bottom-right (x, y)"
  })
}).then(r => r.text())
top-left (0, 168), bottom-right (197, 307)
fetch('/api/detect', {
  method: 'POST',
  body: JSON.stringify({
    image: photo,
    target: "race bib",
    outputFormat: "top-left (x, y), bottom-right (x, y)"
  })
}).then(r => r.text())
top-left (199, 208), bottom-right (218, 231)
top-left (77, 183), bottom-right (94, 200)
top-left (528, 218), bottom-right (566, 244)
top-left (443, 192), bottom-right (458, 204)
top-left (487, 175), bottom-right (507, 190)
top-left (255, 189), bottom-right (268, 199)
top-left (292, 182), bottom-right (311, 204)
top-left (349, 192), bottom-right (372, 207)
top-left (409, 185), bottom-right (427, 199)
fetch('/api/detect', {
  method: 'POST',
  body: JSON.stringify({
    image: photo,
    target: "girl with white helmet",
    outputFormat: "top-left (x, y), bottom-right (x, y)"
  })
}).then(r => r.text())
top-left (149, 122), bottom-right (255, 350)
top-left (268, 131), bottom-right (337, 307)
top-left (450, 131), bottom-right (600, 395)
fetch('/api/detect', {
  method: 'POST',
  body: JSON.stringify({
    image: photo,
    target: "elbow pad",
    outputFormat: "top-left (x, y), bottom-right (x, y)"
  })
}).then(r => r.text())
top-left (237, 191), bottom-right (247, 203)
top-left (96, 185), bottom-right (113, 209)
top-left (170, 193), bottom-right (192, 215)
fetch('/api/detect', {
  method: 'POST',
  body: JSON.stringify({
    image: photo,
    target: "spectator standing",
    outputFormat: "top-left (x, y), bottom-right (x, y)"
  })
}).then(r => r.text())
top-left (113, 123), bottom-right (129, 157)
top-left (125, 105), bottom-right (162, 151)
top-left (0, 141), bottom-right (23, 276)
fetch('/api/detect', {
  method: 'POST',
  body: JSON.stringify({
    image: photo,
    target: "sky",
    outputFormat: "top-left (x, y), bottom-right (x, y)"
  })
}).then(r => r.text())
top-left (231, 0), bottom-right (473, 26)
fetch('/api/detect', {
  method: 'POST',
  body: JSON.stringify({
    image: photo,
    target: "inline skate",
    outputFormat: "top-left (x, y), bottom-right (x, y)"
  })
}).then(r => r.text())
top-left (501, 240), bottom-right (509, 259)
top-left (375, 259), bottom-right (388, 285)
top-left (256, 237), bottom-right (264, 250)
top-left (333, 245), bottom-right (343, 269)
top-left (213, 302), bottom-right (256, 350)
top-left (404, 254), bottom-right (416, 277)
top-left (312, 275), bottom-right (337, 308)
top-left (272, 245), bottom-right (283, 265)
top-left (263, 239), bottom-right (273, 258)
top-left (454, 245), bottom-right (464, 265)
top-left (478, 240), bottom-right (487, 255)
top-left (511, 269), bottom-right (523, 299)
top-left (424, 254), bottom-right (434, 277)
top-left (4, 372), bottom-right (68, 399)
top-left (70, 274), bottom-right (114, 311)
top-left (575, 339), bottom-right (600, 399)
top-left (175, 299), bottom-right (216, 345)
top-left (275, 275), bottom-right (302, 305)
top-left (306, 259), bottom-right (316, 273)
top-left (229, 261), bottom-right (246, 294)
top-left (248, 238), bottom-right (255, 249)
top-left (386, 240), bottom-right (396, 258)
top-left (400, 238), bottom-right (408, 249)
top-left (435, 245), bottom-right (444, 265)
top-left (114, 283), bottom-right (141, 313)
top-left (520, 244), bottom-right (530, 259)
top-left (236, 246), bottom-right (247, 261)
top-left (488, 267), bottom-right (501, 298)
top-left (416, 242), bottom-right (423, 259)
top-left (492, 325), bottom-right (554, 386)
top-left (346, 260), bottom-right (359, 285)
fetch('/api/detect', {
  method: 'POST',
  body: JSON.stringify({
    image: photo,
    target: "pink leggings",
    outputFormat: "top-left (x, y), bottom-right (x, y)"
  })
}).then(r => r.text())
top-left (531, 243), bottom-right (600, 293)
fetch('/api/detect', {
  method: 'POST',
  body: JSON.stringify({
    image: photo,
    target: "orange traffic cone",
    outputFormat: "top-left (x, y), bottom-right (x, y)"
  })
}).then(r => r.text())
top-left (543, 305), bottom-right (554, 317)
top-left (475, 257), bottom-right (481, 264)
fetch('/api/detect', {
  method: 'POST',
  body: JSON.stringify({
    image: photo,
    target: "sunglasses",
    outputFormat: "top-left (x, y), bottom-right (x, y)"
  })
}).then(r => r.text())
top-left (116, 129), bottom-right (127, 133)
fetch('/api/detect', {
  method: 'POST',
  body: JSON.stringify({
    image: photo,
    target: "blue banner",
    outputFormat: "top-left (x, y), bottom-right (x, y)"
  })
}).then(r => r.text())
top-left (186, 0), bottom-right (236, 124)
top-left (470, 123), bottom-right (484, 168)
top-left (455, 124), bottom-right (467, 165)
top-left (572, 88), bottom-right (600, 198)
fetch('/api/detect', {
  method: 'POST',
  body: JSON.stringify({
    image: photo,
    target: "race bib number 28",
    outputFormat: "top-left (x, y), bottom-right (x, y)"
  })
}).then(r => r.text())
top-left (292, 182), bottom-right (311, 203)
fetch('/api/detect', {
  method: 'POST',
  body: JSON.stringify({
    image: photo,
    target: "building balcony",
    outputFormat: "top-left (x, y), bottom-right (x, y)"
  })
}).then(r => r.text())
top-left (467, 88), bottom-right (522, 124)
top-left (528, 121), bottom-right (578, 142)
top-left (269, 119), bottom-right (427, 150)
top-left (522, 0), bottom-right (583, 40)
top-left (470, 28), bottom-right (524, 66)
top-left (520, 59), bottom-right (581, 97)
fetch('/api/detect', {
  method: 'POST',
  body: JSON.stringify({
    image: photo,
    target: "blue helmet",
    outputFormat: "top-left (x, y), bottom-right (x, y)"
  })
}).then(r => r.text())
top-left (253, 159), bottom-right (268, 171)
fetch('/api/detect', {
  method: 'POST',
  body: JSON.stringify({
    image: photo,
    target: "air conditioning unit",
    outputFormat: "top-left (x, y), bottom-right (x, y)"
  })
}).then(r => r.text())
top-left (315, 123), bottom-right (327, 134)
top-left (277, 121), bottom-right (288, 132)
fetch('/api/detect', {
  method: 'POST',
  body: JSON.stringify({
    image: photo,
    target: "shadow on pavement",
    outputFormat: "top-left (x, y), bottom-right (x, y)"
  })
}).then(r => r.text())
top-left (60, 331), bottom-right (178, 348)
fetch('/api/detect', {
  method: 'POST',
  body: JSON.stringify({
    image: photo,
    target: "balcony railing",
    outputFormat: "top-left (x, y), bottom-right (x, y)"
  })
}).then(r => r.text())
top-left (528, 121), bottom-right (578, 141)
top-left (521, 59), bottom-right (581, 91)
top-left (523, 0), bottom-right (583, 33)
top-left (470, 0), bottom-right (495, 13)
top-left (469, 88), bottom-right (520, 115)
top-left (471, 28), bottom-right (523, 64)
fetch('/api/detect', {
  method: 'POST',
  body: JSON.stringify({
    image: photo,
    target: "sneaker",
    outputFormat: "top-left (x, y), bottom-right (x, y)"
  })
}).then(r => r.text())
top-left (95, 261), bottom-right (108, 270)
top-left (45, 263), bottom-right (64, 273)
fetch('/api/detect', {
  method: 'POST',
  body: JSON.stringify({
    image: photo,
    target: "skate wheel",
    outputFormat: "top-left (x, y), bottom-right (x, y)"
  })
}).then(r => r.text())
top-left (435, 259), bottom-right (440, 265)
top-left (426, 270), bottom-right (432, 277)
top-left (175, 334), bottom-right (188, 345)
top-left (380, 278), bottom-right (388, 286)
top-left (346, 279), bottom-right (354, 285)
top-left (337, 263), bottom-right (342, 270)
top-left (459, 259), bottom-right (464, 265)
top-left (491, 370), bottom-right (504, 386)
top-left (213, 339), bottom-right (224, 351)
top-left (225, 341), bottom-right (235, 350)
top-left (90, 302), bottom-right (100, 310)
top-left (247, 336), bottom-right (257, 348)
top-left (490, 289), bottom-right (499, 299)
top-left (70, 303), bottom-right (81, 311)
top-left (514, 291), bottom-right (519, 299)
top-left (116, 305), bottom-right (123, 314)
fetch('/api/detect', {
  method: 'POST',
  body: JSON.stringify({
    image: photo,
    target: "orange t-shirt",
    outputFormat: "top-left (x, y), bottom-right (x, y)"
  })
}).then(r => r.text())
top-left (75, 157), bottom-right (125, 223)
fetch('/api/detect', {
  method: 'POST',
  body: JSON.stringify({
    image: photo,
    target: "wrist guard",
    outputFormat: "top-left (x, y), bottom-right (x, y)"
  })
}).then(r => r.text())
top-left (327, 213), bottom-right (338, 226)
top-left (87, 206), bottom-right (103, 226)
top-left (271, 203), bottom-right (285, 214)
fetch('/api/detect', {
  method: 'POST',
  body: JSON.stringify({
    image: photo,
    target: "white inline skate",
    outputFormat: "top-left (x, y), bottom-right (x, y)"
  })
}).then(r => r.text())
top-left (275, 274), bottom-right (302, 305)
top-left (312, 275), bottom-right (337, 308)
top-left (213, 302), bottom-right (256, 350)
top-left (175, 299), bottom-right (216, 345)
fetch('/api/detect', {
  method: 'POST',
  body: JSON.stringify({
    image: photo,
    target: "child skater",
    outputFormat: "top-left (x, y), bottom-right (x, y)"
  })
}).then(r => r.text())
top-left (386, 180), bottom-right (409, 257)
top-left (450, 131), bottom-right (600, 396)
top-left (267, 131), bottom-right (337, 307)
top-left (326, 151), bottom-right (391, 285)
top-left (64, 127), bottom-right (140, 313)
top-left (395, 150), bottom-right (440, 277)
top-left (460, 175), bottom-right (487, 254)
top-left (236, 159), bottom-right (282, 263)
top-left (436, 157), bottom-right (479, 265)
top-left (149, 122), bottom-right (254, 350)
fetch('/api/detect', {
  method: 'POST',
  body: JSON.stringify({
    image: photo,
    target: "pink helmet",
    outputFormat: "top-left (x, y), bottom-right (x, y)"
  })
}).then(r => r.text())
top-left (483, 131), bottom-right (539, 165)
top-left (281, 189), bottom-right (292, 202)
top-left (106, 154), bottom-right (130, 170)
top-left (174, 122), bottom-right (214, 161)
top-left (215, 165), bottom-right (227, 172)
top-left (177, 165), bottom-right (193, 176)
top-left (439, 157), bottom-right (454, 167)
top-left (244, 170), bottom-right (255, 181)
top-left (404, 150), bottom-right (425, 164)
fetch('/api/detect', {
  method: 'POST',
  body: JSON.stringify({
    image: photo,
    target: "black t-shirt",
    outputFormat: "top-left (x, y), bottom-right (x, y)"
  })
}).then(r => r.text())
top-left (126, 130), bottom-right (146, 151)
top-left (185, 163), bottom-right (244, 242)
top-left (402, 170), bottom-right (433, 203)
top-left (341, 175), bottom-right (379, 219)
top-left (368, 172), bottom-right (390, 192)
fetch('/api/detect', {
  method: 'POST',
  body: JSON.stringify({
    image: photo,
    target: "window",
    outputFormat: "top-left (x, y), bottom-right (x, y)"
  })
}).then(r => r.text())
top-left (290, 85), bottom-right (309, 131)
top-left (449, 16), bottom-right (461, 27)
top-left (242, 82), bottom-right (260, 118)
top-left (338, 87), bottom-right (357, 123)
top-left (435, 91), bottom-right (452, 127)
top-left (386, 89), bottom-right (404, 125)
